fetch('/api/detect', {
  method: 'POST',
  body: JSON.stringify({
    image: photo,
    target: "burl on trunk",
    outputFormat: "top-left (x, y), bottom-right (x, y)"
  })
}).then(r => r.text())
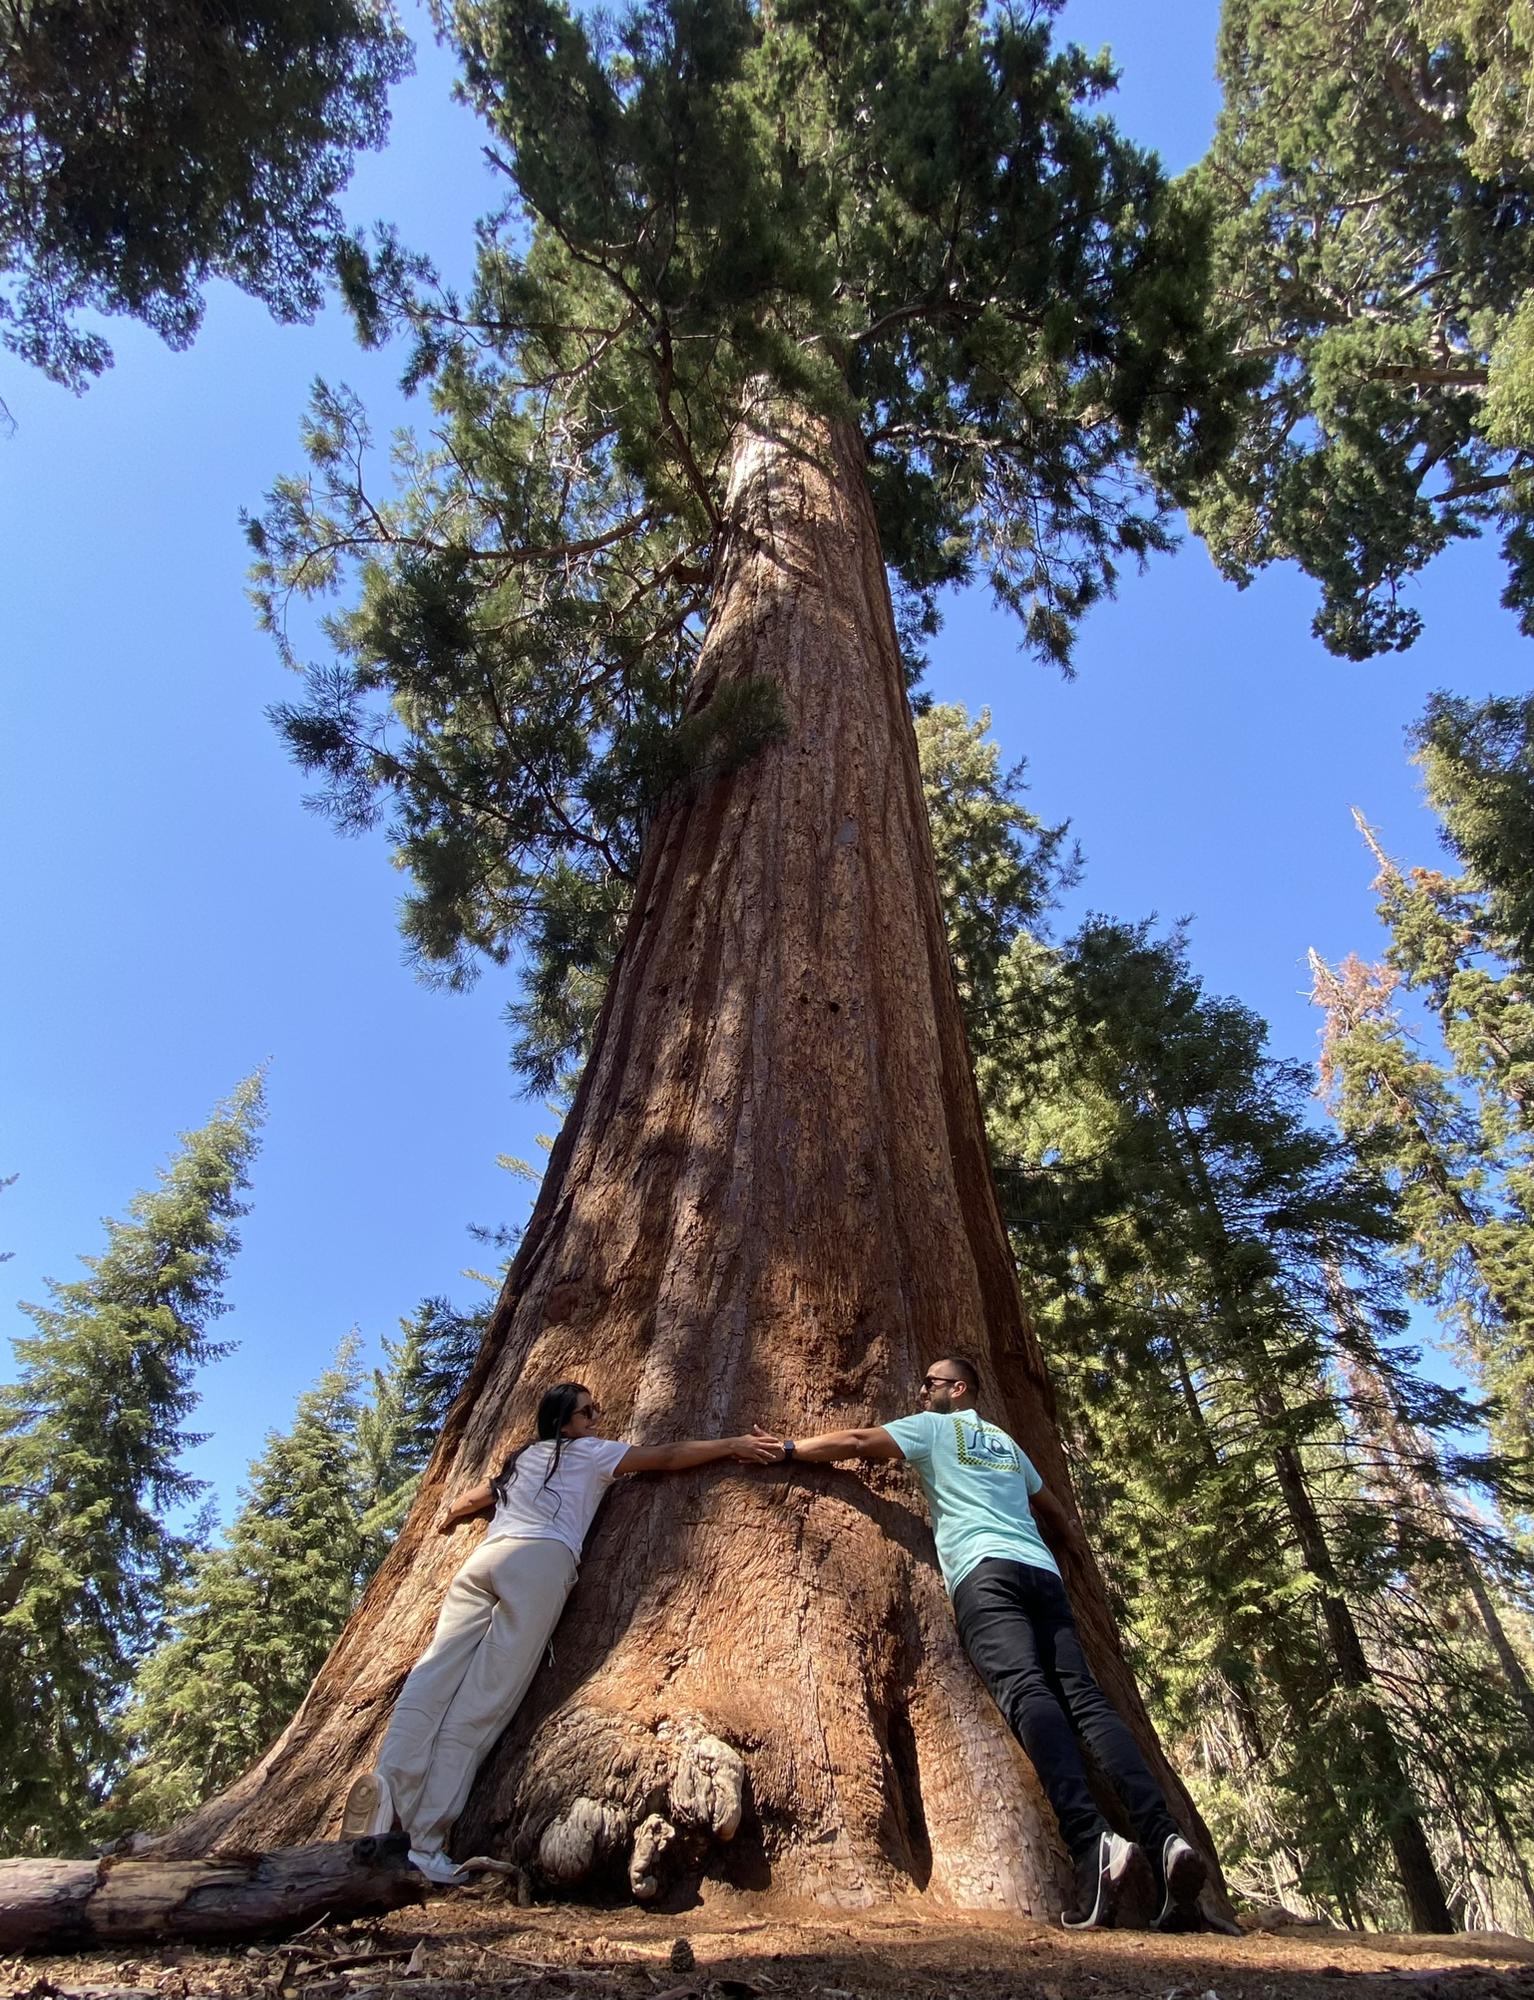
top-left (162, 401), bottom-right (1212, 1914)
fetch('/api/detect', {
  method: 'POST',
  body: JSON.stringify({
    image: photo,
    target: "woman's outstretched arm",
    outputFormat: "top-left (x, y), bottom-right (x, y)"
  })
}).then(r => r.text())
top-left (615, 1428), bottom-right (781, 1475)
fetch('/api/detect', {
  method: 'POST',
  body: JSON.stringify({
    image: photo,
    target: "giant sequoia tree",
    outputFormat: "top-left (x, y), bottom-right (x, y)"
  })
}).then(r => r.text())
top-left (168, 0), bottom-right (1239, 1912)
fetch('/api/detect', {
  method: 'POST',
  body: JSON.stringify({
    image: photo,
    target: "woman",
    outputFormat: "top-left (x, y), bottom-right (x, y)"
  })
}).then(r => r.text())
top-left (339, 1381), bottom-right (779, 1882)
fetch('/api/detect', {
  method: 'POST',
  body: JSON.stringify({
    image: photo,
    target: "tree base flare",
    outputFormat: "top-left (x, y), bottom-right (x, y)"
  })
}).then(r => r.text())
top-left (521, 1716), bottom-right (748, 1903)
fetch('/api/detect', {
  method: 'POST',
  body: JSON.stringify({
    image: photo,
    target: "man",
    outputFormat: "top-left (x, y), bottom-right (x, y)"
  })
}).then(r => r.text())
top-left (779, 1358), bottom-right (1209, 1930)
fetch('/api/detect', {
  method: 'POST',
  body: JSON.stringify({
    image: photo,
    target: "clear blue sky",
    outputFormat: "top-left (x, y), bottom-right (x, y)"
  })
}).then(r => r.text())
top-left (4, 2), bottom-right (1527, 1522)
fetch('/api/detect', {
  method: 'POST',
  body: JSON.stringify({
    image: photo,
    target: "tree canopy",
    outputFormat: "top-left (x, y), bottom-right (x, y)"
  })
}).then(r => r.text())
top-left (0, 0), bottom-right (410, 391)
top-left (253, 0), bottom-right (1240, 1055)
top-left (1188, 0), bottom-right (1534, 656)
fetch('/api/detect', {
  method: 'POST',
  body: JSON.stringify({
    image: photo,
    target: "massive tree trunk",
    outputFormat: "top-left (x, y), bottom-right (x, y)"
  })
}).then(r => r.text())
top-left (160, 399), bottom-right (1216, 1916)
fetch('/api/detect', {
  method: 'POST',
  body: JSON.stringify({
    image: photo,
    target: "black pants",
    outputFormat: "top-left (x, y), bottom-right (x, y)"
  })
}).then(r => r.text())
top-left (952, 1557), bottom-right (1178, 1863)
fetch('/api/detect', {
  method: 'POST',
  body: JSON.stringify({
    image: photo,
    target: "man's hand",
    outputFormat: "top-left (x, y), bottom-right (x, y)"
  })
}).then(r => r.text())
top-left (786, 1426), bottom-right (904, 1465)
top-left (1033, 1484), bottom-right (1090, 1566)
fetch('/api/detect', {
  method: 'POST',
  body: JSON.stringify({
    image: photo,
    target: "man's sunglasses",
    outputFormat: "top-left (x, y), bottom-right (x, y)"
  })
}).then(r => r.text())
top-left (920, 1375), bottom-right (964, 1392)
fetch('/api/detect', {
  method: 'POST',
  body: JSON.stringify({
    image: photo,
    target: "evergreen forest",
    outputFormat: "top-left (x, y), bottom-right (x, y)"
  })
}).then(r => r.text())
top-left (6, 0), bottom-right (1534, 1949)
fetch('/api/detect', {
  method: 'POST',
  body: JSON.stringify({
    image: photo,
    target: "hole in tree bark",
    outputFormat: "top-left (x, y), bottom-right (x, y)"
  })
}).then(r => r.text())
top-left (717, 1793), bottom-right (774, 1895)
top-left (882, 1703), bottom-right (933, 1890)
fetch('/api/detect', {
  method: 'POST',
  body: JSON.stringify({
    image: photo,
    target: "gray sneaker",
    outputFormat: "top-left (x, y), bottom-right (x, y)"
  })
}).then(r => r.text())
top-left (1154, 1834), bottom-right (1208, 1930)
top-left (339, 1770), bottom-right (394, 1840)
top-left (409, 1845), bottom-right (466, 1887)
top-left (1062, 1831), bottom-right (1155, 1929)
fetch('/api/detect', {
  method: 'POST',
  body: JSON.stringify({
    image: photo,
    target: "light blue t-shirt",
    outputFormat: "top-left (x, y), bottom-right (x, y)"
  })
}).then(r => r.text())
top-left (884, 1409), bottom-right (1059, 1593)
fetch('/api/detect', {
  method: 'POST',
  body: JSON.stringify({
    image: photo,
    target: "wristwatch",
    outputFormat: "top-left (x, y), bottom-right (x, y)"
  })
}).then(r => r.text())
top-left (782, 1439), bottom-right (797, 1461)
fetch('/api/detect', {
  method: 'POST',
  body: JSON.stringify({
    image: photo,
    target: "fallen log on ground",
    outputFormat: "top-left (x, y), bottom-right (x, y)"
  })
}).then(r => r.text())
top-left (0, 1834), bottom-right (425, 1952)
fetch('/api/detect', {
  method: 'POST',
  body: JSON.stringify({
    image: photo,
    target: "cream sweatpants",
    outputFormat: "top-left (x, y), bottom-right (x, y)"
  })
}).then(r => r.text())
top-left (376, 1534), bottom-right (577, 1853)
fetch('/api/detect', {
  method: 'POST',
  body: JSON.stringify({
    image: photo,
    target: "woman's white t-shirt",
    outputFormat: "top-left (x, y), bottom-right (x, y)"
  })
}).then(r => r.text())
top-left (485, 1435), bottom-right (632, 1560)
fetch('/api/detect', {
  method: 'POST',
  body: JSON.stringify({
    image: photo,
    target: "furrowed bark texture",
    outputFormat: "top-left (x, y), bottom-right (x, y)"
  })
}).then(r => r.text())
top-left (161, 402), bottom-right (1216, 1916)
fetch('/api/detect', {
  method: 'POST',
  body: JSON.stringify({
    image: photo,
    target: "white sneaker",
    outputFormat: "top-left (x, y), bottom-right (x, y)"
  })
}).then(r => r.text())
top-left (409, 1846), bottom-right (466, 1886)
top-left (339, 1770), bottom-right (395, 1840)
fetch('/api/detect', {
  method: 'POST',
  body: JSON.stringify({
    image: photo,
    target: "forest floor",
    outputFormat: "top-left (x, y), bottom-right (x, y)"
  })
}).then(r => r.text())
top-left (8, 1884), bottom-right (1534, 2000)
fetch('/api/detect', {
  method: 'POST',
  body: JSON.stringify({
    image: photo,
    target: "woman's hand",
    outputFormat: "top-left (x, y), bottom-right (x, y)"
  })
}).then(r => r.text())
top-left (731, 1427), bottom-right (784, 1462)
top-left (436, 1480), bottom-right (495, 1532)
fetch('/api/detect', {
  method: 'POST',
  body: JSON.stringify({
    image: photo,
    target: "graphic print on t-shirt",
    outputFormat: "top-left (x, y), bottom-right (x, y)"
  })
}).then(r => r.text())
top-left (952, 1416), bottom-right (1028, 1473)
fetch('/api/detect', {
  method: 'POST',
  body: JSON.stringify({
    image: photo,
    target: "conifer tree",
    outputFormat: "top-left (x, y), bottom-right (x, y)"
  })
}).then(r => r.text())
top-left (1356, 808), bottom-right (1534, 1137)
top-left (1414, 693), bottom-right (1534, 984)
top-left (0, 0), bottom-right (410, 392)
top-left (914, 702), bottom-right (1074, 1071)
top-left (170, 0), bottom-right (1241, 1902)
top-left (1309, 949), bottom-right (1534, 1485)
top-left (1188, 0), bottom-right (1534, 656)
top-left (0, 1076), bottom-right (263, 1853)
top-left (113, 1340), bottom-right (371, 1831)
top-left (251, 0), bottom-right (1237, 1038)
top-left (355, 1297), bottom-right (485, 1567)
top-left (1339, 1330), bottom-right (1534, 1753)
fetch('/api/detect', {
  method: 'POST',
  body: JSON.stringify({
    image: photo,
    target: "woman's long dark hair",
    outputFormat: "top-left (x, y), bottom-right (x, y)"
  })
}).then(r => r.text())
top-left (490, 1381), bottom-right (591, 1514)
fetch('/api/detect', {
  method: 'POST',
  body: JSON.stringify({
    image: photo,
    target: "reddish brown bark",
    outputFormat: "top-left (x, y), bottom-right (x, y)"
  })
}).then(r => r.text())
top-left (161, 399), bottom-right (1217, 1917)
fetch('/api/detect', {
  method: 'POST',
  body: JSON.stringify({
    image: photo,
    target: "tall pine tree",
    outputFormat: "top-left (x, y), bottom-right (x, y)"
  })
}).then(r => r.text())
top-left (1309, 947), bottom-right (1534, 1491)
top-left (113, 1339), bottom-right (372, 1832)
top-left (0, 1076), bottom-right (263, 1853)
top-left (1356, 808), bottom-right (1534, 1137)
top-left (356, 1297), bottom-right (485, 1568)
top-left (1414, 693), bottom-right (1534, 985)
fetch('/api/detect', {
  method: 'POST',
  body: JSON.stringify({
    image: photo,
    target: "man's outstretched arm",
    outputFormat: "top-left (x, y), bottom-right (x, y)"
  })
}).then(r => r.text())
top-left (785, 1426), bottom-right (905, 1464)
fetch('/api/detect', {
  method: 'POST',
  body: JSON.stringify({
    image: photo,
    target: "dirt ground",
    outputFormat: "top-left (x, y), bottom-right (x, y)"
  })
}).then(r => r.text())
top-left (9, 1885), bottom-right (1534, 2000)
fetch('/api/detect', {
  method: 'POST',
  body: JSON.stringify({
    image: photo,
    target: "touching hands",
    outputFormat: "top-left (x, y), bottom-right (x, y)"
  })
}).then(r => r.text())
top-left (731, 1426), bottom-right (785, 1462)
